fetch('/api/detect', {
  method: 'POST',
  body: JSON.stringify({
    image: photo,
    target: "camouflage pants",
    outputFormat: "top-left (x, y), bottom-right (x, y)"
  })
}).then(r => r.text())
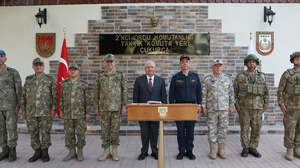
top-left (27, 116), bottom-right (53, 150)
top-left (283, 109), bottom-right (300, 148)
top-left (64, 118), bottom-right (87, 149)
top-left (239, 109), bottom-right (262, 148)
top-left (100, 111), bottom-right (121, 149)
top-left (0, 110), bottom-right (18, 148)
top-left (207, 110), bottom-right (228, 144)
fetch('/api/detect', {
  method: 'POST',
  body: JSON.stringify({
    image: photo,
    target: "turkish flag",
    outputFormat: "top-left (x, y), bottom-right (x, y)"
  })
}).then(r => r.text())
top-left (56, 38), bottom-right (70, 119)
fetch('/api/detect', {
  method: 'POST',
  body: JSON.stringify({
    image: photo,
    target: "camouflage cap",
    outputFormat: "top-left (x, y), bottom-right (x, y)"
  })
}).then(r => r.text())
top-left (0, 50), bottom-right (6, 55)
top-left (32, 57), bottom-right (44, 65)
top-left (213, 59), bottom-right (223, 66)
top-left (180, 54), bottom-right (190, 61)
top-left (290, 51), bottom-right (300, 63)
top-left (68, 62), bottom-right (79, 70)
top-left (104, 53), bottom-right (115, 62)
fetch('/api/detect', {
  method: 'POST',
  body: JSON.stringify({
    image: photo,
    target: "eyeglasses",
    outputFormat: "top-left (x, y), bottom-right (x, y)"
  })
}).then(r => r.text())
top-left (145, 66), bottom-right (155, 69)
top-left (34, 64), bottom-right (44, 67)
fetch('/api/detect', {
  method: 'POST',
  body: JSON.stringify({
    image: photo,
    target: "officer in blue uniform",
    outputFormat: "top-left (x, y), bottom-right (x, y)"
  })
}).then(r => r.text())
top-left (169, 54), bottom-right (202, 160)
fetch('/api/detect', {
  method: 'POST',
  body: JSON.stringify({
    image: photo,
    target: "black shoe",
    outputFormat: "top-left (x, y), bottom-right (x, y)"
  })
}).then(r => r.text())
top-left (138, 153), bottom-right (148, 160)
top-left (185, 150), bottom-right (196, 160)
top-left (8, 147), bottom-right (16, 162)
top-left (0, 146), bottom-right (9, 161)
top-left (176, 152), bottom-right (185, 160)
top-left (241, 148), bottom-right (249, 157)
top-left (151, 153), bottom-right (158, 160)
top-left (42, 148), bottom-right (50, 162)
top-left (249, 148), bottom-right (261, 158)
top-left (29, 148), bottom-right (42, 162)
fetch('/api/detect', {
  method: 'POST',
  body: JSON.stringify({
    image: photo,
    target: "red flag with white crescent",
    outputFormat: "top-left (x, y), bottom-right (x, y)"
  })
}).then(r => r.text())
top-left (56, 38), bottom-right (70, 118)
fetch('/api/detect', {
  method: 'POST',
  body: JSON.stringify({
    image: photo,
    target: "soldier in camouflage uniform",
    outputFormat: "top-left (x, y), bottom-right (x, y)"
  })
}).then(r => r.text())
top-left (20, 57), bottom-right (58, 162)
top-left (233, 54), bottom-right (269, 158)
top-left (277, 51), bottom-right (300, 161)
top-left (94, 54), bottom-right (128, 162)
top-left (0, 50), bottom-right (22, 162)
top-left (202, 59), bottom-right (234, 159)
top-left (60, 63), bottom-right (91, 162)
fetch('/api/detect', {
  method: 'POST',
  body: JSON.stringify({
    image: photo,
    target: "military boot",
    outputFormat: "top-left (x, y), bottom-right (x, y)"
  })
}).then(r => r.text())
top-left (77, 147), bottom-right (84, 162)
top-left (0, 146), bottom-right (9, 161)
top-left (112, 145), bottom-right (119, 161)
top-left (29, 148), bottom-right (42, 162)
top-left (98, 147), bottom-right (111, 161)
top-left (42, 148), bottom-right (50, 162)
top-left (209, 143), bottom-right (217, 159)
top-left (63, 148), bottom-right (77, 162)
top-left (249, 148), bottom-right (261, 158)
top-left (8, 147), bottom-right (16, 162)
top-left (294, 147), bottom-right (300, 158)
top-left (218, 143), bottom-right (227, 159)
top-left (286, 148), bottom-right (293, 161)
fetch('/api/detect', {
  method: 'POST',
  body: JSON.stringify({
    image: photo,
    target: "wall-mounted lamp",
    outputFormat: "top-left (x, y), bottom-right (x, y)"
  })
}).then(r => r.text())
top-left (264, 6), bottom-right (276, 26)
top-left (35, 8), bottom-right (47, 28)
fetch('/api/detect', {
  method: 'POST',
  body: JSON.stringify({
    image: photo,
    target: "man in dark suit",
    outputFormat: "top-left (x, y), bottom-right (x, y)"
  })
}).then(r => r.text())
top-left (133, 60), bottom-right (167, 160)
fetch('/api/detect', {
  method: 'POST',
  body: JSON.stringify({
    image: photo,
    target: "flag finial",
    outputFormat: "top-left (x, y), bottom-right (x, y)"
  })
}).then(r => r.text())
top-left (63, 28), bottom-right (67, 39)
top-left (250, 32), bottom-right (252, 40)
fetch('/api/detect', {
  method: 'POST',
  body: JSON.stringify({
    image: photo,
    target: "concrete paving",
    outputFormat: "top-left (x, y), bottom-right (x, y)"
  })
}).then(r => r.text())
top-left (1, 134), bottom-right (300, 168)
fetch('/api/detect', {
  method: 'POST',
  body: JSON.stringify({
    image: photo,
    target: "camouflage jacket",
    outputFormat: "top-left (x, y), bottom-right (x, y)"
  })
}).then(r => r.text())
top-left (201, 73), bottom-right (234, 110)
top-left (20, 73), bottom-right (58, 117)
top-left (233, 70), bottom-right (269, 109)
top-left (93, 69), bottom-right (128, 112)
top-left (277, 68), bottom-right (300, 109)
top-left (59, 78), bottom-right (91, 119)
top-left (0, 65), bottom-right (22, 111)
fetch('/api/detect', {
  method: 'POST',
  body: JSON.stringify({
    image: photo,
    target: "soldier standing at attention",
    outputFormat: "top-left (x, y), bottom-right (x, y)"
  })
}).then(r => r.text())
top-left (94, 54), bottom-right (128, 162)
top-left (233, 54), bottom-right (269, 158)
top-left (169, 54), bottom-right (201, 160)
top-left (277, 52), bottom-right (300, 161)
top-left (202, 59), bottom-right (234, 159)
top-left (59, 63), bottom-right (91, 162)
top-left (0, 50), bottom-right (22, 162)
top-left (20, 57), bottom-right (58, 162)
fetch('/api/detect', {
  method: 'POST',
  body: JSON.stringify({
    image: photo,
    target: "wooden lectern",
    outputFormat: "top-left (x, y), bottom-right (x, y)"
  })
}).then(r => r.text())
top-left (127, 104), bottom-right (198, 168)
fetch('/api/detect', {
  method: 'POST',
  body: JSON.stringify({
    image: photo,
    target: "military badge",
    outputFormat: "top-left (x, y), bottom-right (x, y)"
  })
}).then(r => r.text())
top-left (256, 31), bottom-right (274, 56)
top-left (158, 107), bottom-right (168, 119)
top-left (36, 33), bottom-right (56, 58)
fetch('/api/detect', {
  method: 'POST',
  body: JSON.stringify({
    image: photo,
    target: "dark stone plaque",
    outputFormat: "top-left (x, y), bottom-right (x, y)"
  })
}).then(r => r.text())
top-left (99, 33), bottom-right (210, 55)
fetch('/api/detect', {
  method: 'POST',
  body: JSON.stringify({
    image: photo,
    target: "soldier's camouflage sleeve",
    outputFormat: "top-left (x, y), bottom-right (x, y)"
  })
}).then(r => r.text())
top-left (51, 79), bottom-right (58, 110)
top-left (201, 78), bottom-right (208, 108)
top-left (121, 72), bottom-right (128, 110)
top-left (84, 83), bottom-right (92, 115)
top-left (263, 74), bottom-right (269, 108)
top-left (20, 80), bottom-right (28, 113)
top-left (59, 82), bottom-right (65, 115)
top-left (13, 70), bottom-right (22, 106)
top-left (229, 79), bottom-right (235, 108)
top-left (233, 74), bottom-right (241, 107)
top-left (277, 71), bottom-right (289, 107)
top-left (93, 74), bottom-right (100, 110)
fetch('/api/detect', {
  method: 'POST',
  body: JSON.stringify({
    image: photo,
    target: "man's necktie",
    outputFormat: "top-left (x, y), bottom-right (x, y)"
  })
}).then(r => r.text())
top-left (149, 78), bottom-right (153, 92)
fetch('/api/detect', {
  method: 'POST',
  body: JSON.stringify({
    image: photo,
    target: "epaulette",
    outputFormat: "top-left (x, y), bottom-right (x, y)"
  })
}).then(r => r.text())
top-left (25, 74), bottom-right (34, 79)
top-left (257, 70), bottom-right (266, 75)
top-left (6, 67), bottom-right (17, 72)
top-left (173, 72), bottom-right (180, 76)
top-left (61, 78), bottom-right (70, 84)
top-left (203, 74), bottom-right (212, 80)
top-left (116, 70), bottom-right (124, 74)
top-left (44, 74), bottom-right (54, 79)
top-left (78, 78), bottom-right (88, 84)
top-left (287, 68), bottom-right (295, 76)
top-left (97, 70), bottom-right (105, 74)
top-left (223, 73), bottom-right (230, 78)
top-left (192, 72), bottom-right (198, 75)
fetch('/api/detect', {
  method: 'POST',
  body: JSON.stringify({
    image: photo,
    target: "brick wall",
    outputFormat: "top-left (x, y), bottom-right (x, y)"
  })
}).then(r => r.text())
top-left (45, 5), bottom-right (282, 135)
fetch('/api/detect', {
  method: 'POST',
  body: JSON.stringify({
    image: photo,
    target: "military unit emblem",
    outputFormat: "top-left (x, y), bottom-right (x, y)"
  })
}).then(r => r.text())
top-left (256, 31), bottom-right (274, 56)
top-left (158, 107), bottom-right (168, 119)
top-left (36, 33), bottom-right (56, 58)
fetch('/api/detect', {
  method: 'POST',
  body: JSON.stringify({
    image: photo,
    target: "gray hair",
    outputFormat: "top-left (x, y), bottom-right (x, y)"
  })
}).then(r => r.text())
top-left (145, 60), bottom-right (156, 67)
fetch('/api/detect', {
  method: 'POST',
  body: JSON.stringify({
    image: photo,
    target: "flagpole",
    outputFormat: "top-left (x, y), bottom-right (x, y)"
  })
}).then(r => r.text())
top-left (63, 28), bottom-right (67, 39)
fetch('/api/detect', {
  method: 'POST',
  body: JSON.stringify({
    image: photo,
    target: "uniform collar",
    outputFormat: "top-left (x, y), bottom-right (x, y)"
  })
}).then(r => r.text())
top-left (104, 68), bottom-right (116, 76)
top-left (179, 70), bottom-right (192, 76)
top-left (34, 73), bottom-right (45, 79)
top-left (0, 65), bottom-right (7, 74)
